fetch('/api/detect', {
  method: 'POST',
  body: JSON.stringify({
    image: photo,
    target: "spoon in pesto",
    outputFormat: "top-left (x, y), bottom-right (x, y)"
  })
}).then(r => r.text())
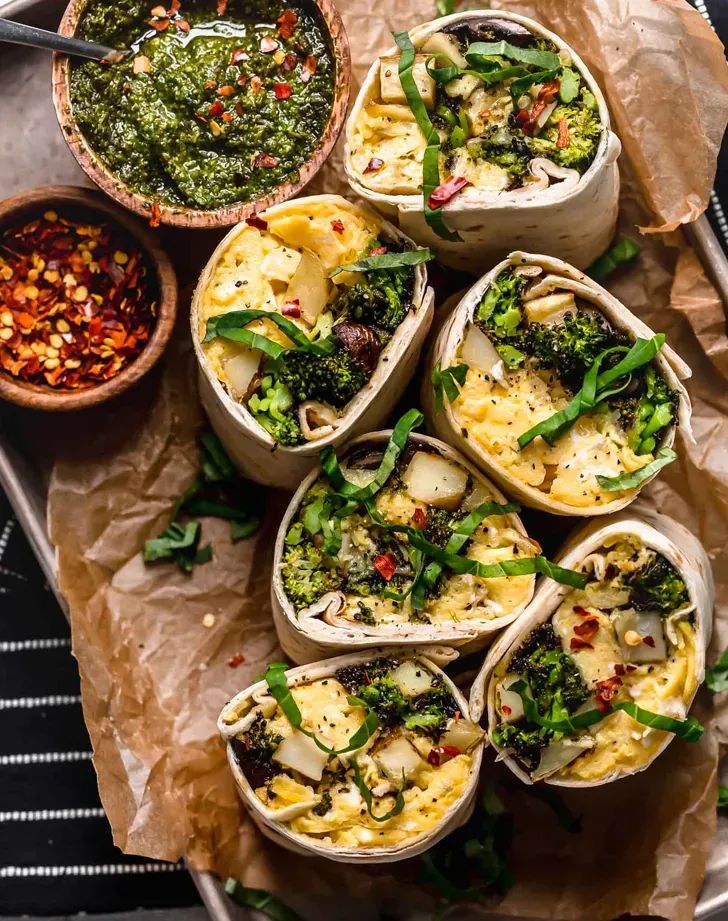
top-left (0, 18), bottom-right (128, 63)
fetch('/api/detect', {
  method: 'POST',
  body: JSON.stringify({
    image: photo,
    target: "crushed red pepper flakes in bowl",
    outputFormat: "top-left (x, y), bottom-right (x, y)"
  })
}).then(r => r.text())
top-left (0, 211), bottom-right (158, 391)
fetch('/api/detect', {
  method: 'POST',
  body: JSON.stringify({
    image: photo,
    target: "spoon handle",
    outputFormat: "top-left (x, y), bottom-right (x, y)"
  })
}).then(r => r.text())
top-left (0, 18), bottom-right (125, 63)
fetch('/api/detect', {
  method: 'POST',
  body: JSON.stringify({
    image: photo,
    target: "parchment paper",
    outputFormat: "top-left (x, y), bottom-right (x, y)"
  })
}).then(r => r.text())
top-left (45, 1), bottom-right (728, 919)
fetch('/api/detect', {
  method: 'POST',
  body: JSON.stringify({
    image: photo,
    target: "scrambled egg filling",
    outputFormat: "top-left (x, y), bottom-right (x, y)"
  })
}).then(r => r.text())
top-left (198, 200), bottom-right (381, 393)
top-left (452, 355), bottom-right (651, 510)
top-left (494, 538), bottom-right (697, 782)
top-left (234, 667), bottom-right (478, 849)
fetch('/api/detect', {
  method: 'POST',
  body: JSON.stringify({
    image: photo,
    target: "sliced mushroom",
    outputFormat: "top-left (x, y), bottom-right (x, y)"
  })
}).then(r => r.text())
top-left (333, 322), bottom-right (382, 374)
top-left (532, 736), bottom-right (594, 780)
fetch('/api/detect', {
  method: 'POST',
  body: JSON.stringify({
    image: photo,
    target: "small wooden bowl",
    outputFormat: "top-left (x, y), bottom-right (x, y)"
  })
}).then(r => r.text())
top-left (0, 186), bottom-right (177, 412)
top-left (51, 0), bottom-right (351, 229)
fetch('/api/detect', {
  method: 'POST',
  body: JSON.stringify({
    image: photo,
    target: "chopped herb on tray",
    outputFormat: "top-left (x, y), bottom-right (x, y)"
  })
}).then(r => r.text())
top-left (70, 0), bottom-right (336, 210)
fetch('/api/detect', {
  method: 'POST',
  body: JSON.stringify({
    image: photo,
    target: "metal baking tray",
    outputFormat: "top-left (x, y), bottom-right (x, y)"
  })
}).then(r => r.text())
top-left (0, 0), bottom-right (727, 918)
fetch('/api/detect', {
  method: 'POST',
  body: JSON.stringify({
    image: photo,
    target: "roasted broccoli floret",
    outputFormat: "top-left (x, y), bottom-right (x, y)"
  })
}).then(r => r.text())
top-left (531, 100), bottom-right (602, 172)
top-left (511, 624), bottom-right (589, 717)
top-left (335, 657), bottom-right (392, 693)
top-left (275, 344), bottom-right (367, 408)
top-left (356, 674), bottom-right (411, 727)
top-left (469, 128), bottom-right (531, 183)
top-left (230, 713), bottom-right (283, 789)
top-left (312, 791), bottom-right (333, 816)
top-left (335, 246), bottom-right (413, 336)
top-left (353, 600), bottom-right (376, 626)
top-left (524, 311), bottom-right (628, 393)
top-left (491, 721), bottom-right (549, 771)
top-left (280, 539), bottom-right (341, 611)
top-left (626, 552), bottom-right (689, 614)
top-left (476, 268), bottom-right (527, 339)
top-left (248, 376), bottom-right (303, 447)
top-left (620, 366), bottom-right (678, 455)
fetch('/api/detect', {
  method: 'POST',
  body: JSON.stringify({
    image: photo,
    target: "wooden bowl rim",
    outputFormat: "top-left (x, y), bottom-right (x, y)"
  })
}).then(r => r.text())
top-left (51, 0), bottom-right (352, 229)
top-left (0, 185), bottom-right (178, 412)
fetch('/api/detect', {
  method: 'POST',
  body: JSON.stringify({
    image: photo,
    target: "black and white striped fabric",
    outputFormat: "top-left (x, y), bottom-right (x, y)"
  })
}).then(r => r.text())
top-left (0, 0), bottom-right (726, 914)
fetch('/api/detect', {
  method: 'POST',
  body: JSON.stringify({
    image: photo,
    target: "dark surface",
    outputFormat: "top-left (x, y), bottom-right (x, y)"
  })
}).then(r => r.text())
top-left (0, 0), bottom-right (726, 917)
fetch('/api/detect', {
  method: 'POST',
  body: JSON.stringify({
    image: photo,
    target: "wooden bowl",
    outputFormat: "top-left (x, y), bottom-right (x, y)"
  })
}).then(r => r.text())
top-left (0, 186), bottom-right (177, 411)
top-left (51, 0), bottom-right (351, 229)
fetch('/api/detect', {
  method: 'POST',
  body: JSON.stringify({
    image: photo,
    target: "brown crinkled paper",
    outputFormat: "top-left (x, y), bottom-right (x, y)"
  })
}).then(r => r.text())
top-left (45, 1), bottom-right (728, 918)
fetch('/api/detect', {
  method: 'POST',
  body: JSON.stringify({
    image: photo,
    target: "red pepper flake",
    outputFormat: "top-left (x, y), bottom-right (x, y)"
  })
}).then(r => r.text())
top-left (573, 616), bottom-right (599, 642)
top-left (595, 675), bottom-right (623, 712)
top-left (253, 152), bottom-right (280, 169)
top-left (625, 664), bottom-right (637, 673)
top-left (373, 553), bottom-right (397, 581)
top-left (260, 36), bottom-right (279, 53)
top-left (217, 84), bottom-right (235, 97)
top-left (557, 118), bottom-right (570, 149)
top-left (573, 605), bottom-right (590, 616)
top-left (369, 245), bottom-right (388, 256)
top-left (427, 175), bottom-right (470, 210)
top-left (175, 18), bottom-right (190, 32)
top-left (230, 48), bottom-right (250, 64)
top-left (216, 0), bottom-right (228, 14)
top-left (274, 82), bottom-right (293, 100)
top-left (276, 9), bottom-right (297, 40)
top-left (194, 112), bottom-right (208, 124)
top-left (221, 112), bottom-right (233, 122)
top-left (168, 0), bottom-right (180, 11)
top-left (502, 704), bottom-right (512, 716)
top-left (515, 100), bottom-right (546, 136)
top-left (0, 211), bottom-right (157, 391)
top-left (300, 54), bottom-right (317, 82)
top-left (227, 652), bottom-right (245, 668)
top-left (331, 219), bottom-right (345, 234)
top-left (643, 635), bottom-right (656, 647)
top-left (427, 745), bottom-right (461, 767)
top-left (282, 52), bottom-right (298, 72)
top-left (245, 214), bottom-right (268, 231)
top-left (207, 99), bottom-right (224, 117)
top-left (249, 75), bottom-right (263, 94)
top-left (281, 299), bottom-right (301, 318)
top-left (614, 663), bottom-right (626, 676)
top-left (149, 202), bottom-right (162, 228)
top-left (570, 637), bottom-right (593, 651)
top-left (538, 79), bottom-right (560, 102)
top-left (364, 157), bottom-right (384, 174)
top-left (412, 507), bottom-right (427, 528)
top-left (148, 16), bottom-right (170, 30)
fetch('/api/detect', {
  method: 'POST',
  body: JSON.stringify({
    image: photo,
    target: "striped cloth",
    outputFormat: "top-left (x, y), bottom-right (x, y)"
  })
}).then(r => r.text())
top-left (0, 0), bottom-right (726, 914)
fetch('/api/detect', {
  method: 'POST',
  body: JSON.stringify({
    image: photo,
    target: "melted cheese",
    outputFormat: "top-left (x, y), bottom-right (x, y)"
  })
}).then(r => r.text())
top-left (199, 201), bottom-right (381, 385)
top-left (452, 364), bottom-right (650, 509)
top-left (250, 670), bottom-right (475, 848)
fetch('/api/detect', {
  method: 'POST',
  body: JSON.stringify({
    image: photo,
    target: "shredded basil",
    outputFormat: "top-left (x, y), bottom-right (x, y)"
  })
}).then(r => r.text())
top-left (351, 758), bottom-right (406, 822)
top-left (263, 662), bottom-right (379, 755)
top-left (465, 41), bottom-right (560, 73)
top-left (595, 447), bottom-right (677, 491)
top-left (432, 362), bottom-right (469, 412)
top-left (612, 702), bottom-right (704, 741)
top-left (329, 248), bottom-right (433, 277)
top-left (508, 67), bottom-right (559, 104)
top-left (143, 521), bottom-right (212, 573)
top-left (706, 647), bottom-right (728, 694)
top-left (204, 309), bottom-right (336, 358)
top-left (518, 335), bottom-right (666, 449)
top-left (587, 237), bottom-right (641, 280)
top-left (393, 31), bottom-right (461, 242)
top-left (225, 879), bottom-right (305, 921)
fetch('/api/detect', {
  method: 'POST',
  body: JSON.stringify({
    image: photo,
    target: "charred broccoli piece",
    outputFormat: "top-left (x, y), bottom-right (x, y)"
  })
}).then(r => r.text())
top-left (404, 678), bottom-right (458, 737)
top-left (511, 624), bottom-right (589, 716)
top-left (335, 247), bottom-right (413, 336)
top-left (356, 675), bottom-right (411, 727)
top-left (491, 721), bottom-right (549, 771)
top-left (312, 791), bottom-right (333, 816)
top-left (476, 268), bottom-right (527, 339)
top-left (524, 311), bottom-right (628, 393)
top-left (530, 99), bottom-right (601, 173)
top-left (469, 128), bottom-right (531, 183)
top-left (248, 376), bottom-right (303, 446)
top-left (422, 508), bottom-right (456, 549)
top-left (230, 713), bottom-right (283, 789)
top-left (626, 552), bottom-right (689, 614)
top-left (276, 344), bottom-right (367, 409)
top-left (335, 657), bottom-right (392, 693)
top-left (620, 366), bottom-right (678, 455)
top-left (280, 539), bottom-right (341, 611)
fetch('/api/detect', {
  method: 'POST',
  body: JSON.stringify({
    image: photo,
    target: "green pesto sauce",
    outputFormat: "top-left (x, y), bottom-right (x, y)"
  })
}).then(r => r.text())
top-left (70, 0), bottom-right (335, 209)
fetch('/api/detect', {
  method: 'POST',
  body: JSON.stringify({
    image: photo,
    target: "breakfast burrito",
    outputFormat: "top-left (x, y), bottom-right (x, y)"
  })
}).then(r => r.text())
top-left (344, 11), bottom-right (621, 272)
top-left (192, 194), bottom-right (433, 488)
top-left (272, 411), bottom-right (539, 663)
top-left (218, 647), bottom-right (485, 862)
top-left (470, 508), bottom-right (713, 786)
top-left (423, 252), bottom-right (692, 516)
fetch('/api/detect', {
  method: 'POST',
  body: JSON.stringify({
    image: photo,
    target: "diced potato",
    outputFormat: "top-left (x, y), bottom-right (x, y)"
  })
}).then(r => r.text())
top-left (390, 661), bottom-right (433, 697)
top-left (380, 54), bottom-right (435, 110)
top-left (444, 73), bottom-right (483, 100)
top-left (260, 246), bottom-right (302, 284)
top-left (402, 451), bottom-right (468, 510)
top-left (460, 324), bottom-right (503, 374)
top-left (374, 736), bottom-right (423, 782)
top-left (421, 31), bottom-right (468, 70)
top-left (440, 718), bottom-right (484, 753)
top-left (284, 249), bottom-right (329, 326)
top-left (524, 292), bottom-right (576, 324)
top-left (497, 674), bottom-right (525, 724)
top-left (532, 737), bottom-right (594, 780)
top-left (223, 348), bottom-right (260, 400)
top-left (613, 610), bottom-right (668, 663)
top-left (272, 729), bottom-right (329, 781)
